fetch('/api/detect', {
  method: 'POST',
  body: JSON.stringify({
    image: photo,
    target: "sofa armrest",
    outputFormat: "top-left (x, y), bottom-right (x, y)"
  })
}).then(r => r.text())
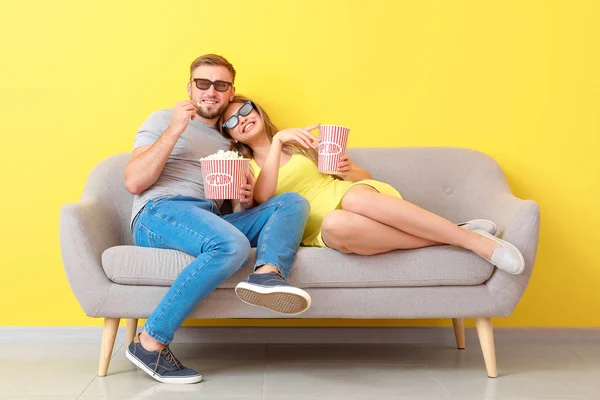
top-left (59, 198), bottom-right (122, 317)
top-left (484, 195), bottom-right (541, 315)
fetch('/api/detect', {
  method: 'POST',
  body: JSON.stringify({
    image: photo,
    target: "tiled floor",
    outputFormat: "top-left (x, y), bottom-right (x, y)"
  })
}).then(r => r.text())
top-left (1, 328), bottom-right (599, 400)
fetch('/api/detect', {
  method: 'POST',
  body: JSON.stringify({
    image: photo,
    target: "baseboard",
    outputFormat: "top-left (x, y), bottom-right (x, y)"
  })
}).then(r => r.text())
top-left (1, 326), bottom-right (598, 345)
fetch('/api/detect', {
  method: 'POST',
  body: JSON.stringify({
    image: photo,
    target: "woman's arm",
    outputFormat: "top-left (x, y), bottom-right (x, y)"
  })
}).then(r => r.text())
top-left (231, 170), bottom-right (256, 212)
top-left (338, 155), bottom-right (373, 181)
top-left (254, 125), bottom-right (320, 204)
top-left (253, 139), bottom-right (284, 204)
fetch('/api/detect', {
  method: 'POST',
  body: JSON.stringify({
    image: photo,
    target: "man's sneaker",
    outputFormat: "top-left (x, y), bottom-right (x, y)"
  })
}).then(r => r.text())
top-left (235, 272), bottom-right (311, 315)
top-left (126, 336), bottom-right (202, 384)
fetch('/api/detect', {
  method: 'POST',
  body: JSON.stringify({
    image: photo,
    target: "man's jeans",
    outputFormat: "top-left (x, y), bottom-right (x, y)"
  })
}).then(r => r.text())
top-left (132, 193), bottom-right (310, 344)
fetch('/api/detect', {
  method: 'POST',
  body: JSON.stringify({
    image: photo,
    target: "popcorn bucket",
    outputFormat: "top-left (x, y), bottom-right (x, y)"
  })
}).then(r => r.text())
top-left (201, 159), bottom-right (250, 199)
top-left (317, 125), bottom-right (350, 174)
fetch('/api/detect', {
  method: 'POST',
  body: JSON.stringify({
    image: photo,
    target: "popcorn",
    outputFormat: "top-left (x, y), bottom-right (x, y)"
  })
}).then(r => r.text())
top-left (200, 151), bottom-right (250, 199)
top-left (200, 150), bottom-right (245, 161)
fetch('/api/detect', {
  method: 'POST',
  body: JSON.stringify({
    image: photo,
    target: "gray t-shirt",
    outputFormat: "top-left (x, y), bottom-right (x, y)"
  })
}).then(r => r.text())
top-left (130, 109), bottom-right (230, 226)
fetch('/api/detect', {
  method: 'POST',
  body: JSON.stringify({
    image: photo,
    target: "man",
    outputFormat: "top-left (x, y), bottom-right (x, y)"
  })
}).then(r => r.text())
top-left (124, 54), bottom-right (311, 384)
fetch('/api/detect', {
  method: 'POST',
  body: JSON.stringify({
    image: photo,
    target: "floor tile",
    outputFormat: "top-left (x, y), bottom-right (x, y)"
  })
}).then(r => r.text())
top-left (79, 395), bottom-right (261, 400)
top-left (1, 330), bottom-right (599, 400)
top-left (263, 362), bottom-right (449, 399)
top-left (167, 342), bottom-right (266, 361)
top-left (567, 343), bottom-right (600, 367)
top-left (0, 342), bottom-right (123, 363)
top-left (0, 361), bottom-right (96, 397)
top-left (0, 397), bottom-right (78, 400)
top-left (81, 348), bottom-right (265, 398)
top-left (266, 343), bottom-right (418, 364)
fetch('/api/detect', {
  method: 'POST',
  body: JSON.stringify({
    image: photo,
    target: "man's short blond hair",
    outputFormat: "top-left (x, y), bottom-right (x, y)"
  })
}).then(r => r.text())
top-left (189, 54), bottom-right (236, 83)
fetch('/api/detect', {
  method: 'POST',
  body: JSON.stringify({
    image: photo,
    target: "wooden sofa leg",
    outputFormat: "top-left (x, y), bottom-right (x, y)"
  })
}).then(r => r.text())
top-left (475, 317), bottom-right (498, 378)
top-left (126, 318), bottom-right (138, 345)
top-left (98, 317), bottom-right (120, 377)
top-left (452, 318), bottom-right (466, 349)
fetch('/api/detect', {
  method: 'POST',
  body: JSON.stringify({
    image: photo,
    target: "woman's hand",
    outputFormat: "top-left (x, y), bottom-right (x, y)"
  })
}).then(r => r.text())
top-left (337, 155), bottom-right (372, 181)
top-left (273, 124), bottom-right (320, 149)
top-left (337, 154), bottom-right (354, 177)
top-left (239, 170), bottom-right (255, 209)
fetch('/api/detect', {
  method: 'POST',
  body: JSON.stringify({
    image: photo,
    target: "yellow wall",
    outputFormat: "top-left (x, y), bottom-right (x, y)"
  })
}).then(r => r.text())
top-left (1, 1), bottom-right (598, 327)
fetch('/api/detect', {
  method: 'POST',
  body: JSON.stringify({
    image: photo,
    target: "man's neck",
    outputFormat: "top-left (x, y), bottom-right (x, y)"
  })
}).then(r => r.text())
top-left (194, 116), bottom-right (219, 128)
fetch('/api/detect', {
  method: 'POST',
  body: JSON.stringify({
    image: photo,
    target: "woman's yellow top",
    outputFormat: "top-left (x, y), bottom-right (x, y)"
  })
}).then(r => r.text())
top-left (250, 154), bottom-right (401, 247)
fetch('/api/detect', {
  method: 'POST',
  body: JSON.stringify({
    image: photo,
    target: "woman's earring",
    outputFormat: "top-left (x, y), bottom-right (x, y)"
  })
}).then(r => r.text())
top-left (234, 140), bottom-right (238, 143)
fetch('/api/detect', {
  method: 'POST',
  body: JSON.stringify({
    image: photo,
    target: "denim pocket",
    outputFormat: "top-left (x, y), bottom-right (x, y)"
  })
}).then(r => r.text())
top-left (146, 228), bottom-right (169, 249)
top-left (134, 221), bottom-right (168, 249)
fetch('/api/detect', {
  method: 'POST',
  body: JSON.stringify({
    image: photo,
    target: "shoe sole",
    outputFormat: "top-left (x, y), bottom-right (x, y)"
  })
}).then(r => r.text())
top-left (125, 347), bottom-right (202, 384)
top-left (235, 282), bottom-right (311, 315)
top-left (473, 229), bottom-right (525, 275)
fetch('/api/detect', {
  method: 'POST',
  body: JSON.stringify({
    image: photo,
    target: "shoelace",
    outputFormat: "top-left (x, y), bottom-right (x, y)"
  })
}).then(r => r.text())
top-left (153, 346), bottom-right (184, 374)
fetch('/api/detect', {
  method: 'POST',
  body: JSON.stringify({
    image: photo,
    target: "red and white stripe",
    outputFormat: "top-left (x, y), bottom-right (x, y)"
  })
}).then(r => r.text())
top-left (201, 159), bottom-right (249, 199)
top-left (318, 125), bottom-right (350, 174)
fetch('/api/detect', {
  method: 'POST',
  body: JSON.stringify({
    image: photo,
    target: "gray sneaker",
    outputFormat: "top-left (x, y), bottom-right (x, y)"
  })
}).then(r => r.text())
top-left (235, 272), bottom-right (311, 315)
top-left (126, 336), bottom-right (202, 384)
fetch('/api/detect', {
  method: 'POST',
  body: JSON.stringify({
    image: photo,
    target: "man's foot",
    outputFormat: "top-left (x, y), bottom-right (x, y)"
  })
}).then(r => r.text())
top-left (472, 229), bottom-right (525, 275)
top-left (458, 219), bottom-right (497, 235)
top-left (126, 335), bottom-right (202, 384)
top-left (235, 272), bottom-right (311, 315)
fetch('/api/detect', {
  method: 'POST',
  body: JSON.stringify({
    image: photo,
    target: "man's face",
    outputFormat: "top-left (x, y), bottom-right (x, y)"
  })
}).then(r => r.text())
top-left (187, 65), bottom-right (235, 121)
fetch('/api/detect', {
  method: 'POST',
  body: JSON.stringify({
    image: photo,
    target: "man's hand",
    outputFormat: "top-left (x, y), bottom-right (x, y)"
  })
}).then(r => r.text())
top-left (169, 100), bottom-right (199, 134)
top-left (239, 170), bottom-right (256, 209)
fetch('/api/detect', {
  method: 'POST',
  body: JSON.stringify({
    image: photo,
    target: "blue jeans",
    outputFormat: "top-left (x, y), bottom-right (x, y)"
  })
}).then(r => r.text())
top-left (132, 193), bottom-right (310, 344)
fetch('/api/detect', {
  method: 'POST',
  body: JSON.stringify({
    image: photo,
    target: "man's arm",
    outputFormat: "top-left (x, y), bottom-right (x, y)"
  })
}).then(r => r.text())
top-left (124, 100), bottom-right (198, 195)
top-left (124, 128), bottom-right (181, 195)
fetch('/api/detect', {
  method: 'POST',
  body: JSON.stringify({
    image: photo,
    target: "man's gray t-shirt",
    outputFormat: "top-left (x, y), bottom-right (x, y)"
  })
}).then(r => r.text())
top-left (130, 109), bottom-right (230, 226)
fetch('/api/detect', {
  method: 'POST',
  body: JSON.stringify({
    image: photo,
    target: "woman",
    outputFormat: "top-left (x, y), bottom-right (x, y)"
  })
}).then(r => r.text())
top-left (219, 95), bottom-right (524, 274)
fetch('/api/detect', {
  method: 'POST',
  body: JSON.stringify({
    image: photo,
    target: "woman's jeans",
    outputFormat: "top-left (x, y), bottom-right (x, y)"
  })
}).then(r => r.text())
top-left (132, 193), bottom-right (309, 344)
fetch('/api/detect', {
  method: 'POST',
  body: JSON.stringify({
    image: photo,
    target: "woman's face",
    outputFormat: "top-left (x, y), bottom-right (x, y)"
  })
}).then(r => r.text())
top-left (223, 102), bottom-right (265, 145)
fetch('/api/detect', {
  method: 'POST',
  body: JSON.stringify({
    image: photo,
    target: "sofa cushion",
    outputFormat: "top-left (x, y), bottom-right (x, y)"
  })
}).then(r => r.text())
top-left (102, 245), bottom-right (494, 288)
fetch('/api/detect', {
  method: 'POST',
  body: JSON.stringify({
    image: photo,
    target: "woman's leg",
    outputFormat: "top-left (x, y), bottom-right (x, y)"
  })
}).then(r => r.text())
top-left (321, 210), bottom-right (441, 255)
top-left (340, 185), bottom-right (500, 259)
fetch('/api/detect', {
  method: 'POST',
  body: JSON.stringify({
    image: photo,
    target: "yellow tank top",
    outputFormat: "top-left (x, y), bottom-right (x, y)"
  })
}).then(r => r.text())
top-left (250, 154), bottom-right (359, 246)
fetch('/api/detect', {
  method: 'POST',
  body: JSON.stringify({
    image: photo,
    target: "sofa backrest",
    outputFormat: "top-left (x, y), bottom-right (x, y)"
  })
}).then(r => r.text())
top-left (80, 147), bottom-right (513, 246)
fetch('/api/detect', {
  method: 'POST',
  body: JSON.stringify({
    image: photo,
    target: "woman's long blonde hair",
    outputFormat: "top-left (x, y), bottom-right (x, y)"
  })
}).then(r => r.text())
top-left (218, 95), bottom-right (319, 165)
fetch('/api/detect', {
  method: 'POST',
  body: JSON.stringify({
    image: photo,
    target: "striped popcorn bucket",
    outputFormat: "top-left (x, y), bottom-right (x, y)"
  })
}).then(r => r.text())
top-left (317, 125), bottom-right (350, 174)
top-left (201, 159), bottom-right (250, 199)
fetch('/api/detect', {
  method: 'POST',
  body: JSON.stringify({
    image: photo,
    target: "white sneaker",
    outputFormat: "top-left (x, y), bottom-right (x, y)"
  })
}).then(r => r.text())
top-left (458, 219), bottom-right (497, 235)
top-left (473, 229), bottom-right (525, 275)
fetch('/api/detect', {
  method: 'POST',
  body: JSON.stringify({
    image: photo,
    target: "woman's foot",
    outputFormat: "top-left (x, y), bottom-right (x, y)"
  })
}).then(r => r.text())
top-left (471, 229), bottom-right (525, 274)
top-left (458, 219), bottom-right (497, 235)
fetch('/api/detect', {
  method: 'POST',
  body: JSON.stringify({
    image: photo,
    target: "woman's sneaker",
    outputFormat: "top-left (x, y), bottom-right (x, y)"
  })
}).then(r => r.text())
top-left (235, 272), bottom-right (311, 315)
top-left (458, 219), bottom-right (497, 235)
top-left (472, 229), bottom-right (525, 275)
top-left (126, 336), bottom-right (202, 384)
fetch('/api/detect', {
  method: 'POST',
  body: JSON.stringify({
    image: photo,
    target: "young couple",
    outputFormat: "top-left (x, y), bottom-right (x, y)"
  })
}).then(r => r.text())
top-left (125, 54), bottom-right (524, 384)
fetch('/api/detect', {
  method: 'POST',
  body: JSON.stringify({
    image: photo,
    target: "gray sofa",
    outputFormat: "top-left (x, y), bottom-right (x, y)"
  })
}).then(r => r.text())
top-left (59, 147), bottom-right (540, 378)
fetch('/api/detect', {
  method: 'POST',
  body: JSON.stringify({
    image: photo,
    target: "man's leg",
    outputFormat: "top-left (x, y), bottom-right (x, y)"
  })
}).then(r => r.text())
top-left (128, 197), bottom-right (251, 383)
top-left (223, 193), bottom-right (311, 315)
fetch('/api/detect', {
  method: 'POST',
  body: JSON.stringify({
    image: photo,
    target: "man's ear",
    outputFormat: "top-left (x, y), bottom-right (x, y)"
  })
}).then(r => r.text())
top-left (187, 82), bottom-right (192, 98)
top-left (230, 85), bottom-right (236, 101)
